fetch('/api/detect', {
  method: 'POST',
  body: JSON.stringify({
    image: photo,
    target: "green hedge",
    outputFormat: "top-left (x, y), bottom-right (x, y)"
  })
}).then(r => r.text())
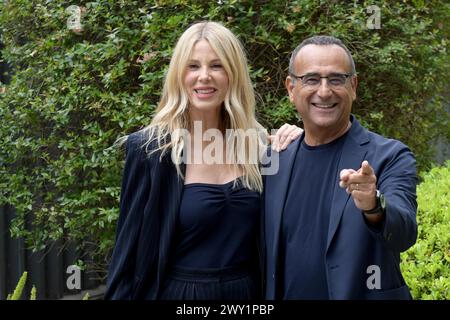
top-left (401, 161), bottom-right (450, 300)
top-left (0, 1), bottom-right (448, 281)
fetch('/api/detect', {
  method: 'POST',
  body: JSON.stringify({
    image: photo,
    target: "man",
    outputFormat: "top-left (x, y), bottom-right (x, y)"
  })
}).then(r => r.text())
top-left (263, 36), bottom-right (418, 299)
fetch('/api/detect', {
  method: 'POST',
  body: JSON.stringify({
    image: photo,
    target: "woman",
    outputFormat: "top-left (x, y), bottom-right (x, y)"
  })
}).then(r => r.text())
top-left (104, 21), bottom-right (300, 300)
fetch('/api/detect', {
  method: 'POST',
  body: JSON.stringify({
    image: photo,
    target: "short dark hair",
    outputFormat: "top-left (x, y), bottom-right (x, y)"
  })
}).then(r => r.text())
top-left (288, 35), bottom-right (356, 76)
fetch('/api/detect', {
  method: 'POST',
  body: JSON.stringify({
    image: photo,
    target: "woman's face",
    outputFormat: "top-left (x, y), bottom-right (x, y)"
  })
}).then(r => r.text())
top-left (184, 39), bottom-right (229, 115)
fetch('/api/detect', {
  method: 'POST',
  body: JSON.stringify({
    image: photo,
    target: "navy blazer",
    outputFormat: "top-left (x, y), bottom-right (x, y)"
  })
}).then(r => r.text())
top-left (104, 130), bottom-right (185, 299)
top-left (263, 115), bottom-right (418, 300)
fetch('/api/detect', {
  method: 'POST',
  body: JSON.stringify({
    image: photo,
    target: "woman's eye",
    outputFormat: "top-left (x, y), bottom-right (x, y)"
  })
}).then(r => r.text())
top-left (211, 64), bottom-right (223, 69)
top-left (188, 64), bottom-right (199, 69)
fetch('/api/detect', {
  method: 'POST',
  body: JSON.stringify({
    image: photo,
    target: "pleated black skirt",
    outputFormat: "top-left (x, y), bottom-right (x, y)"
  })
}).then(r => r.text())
top-left (159, 264), bottom-right (260, 300)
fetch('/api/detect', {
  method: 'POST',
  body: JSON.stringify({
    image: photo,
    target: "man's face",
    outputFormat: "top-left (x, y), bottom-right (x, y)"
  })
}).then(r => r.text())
top-left (286, 44), bottom-right (357, 137)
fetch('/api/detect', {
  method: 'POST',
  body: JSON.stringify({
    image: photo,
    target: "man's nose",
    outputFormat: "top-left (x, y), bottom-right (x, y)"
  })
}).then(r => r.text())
top-left (316, 78), bottom-right (332, 98)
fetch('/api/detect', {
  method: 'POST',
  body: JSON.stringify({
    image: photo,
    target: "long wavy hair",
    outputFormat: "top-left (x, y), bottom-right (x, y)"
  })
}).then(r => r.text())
top-left (123, 21), bottom-right (266, 192)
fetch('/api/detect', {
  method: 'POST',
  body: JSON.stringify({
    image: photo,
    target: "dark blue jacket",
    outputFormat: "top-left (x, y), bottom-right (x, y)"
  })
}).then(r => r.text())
top-left (104, 130), bottom-right (185, 299)
top-left (263, 115), bottom-right (418, 300)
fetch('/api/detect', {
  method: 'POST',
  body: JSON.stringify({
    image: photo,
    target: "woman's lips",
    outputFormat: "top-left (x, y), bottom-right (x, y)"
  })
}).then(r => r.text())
top-left (194, 88), bottom-right (217, 98)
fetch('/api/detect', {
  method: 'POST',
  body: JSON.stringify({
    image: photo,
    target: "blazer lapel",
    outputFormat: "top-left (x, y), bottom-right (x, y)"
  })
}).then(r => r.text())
top-left (326, 117), bottom-right (369, 253)
top-left (156, 157), bottom-right (185, 293)
top-left (266, 136), bottom-right (302, 261)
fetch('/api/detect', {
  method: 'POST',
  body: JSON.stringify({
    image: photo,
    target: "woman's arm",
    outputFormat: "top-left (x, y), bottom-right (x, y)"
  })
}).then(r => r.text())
top-left (269, 123), bottom-right (303, 152)
top-left (104, 132), bottom-right (151, 299)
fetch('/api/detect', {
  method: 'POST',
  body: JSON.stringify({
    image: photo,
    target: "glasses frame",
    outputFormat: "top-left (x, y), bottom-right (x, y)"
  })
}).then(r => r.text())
top-left (290, 72), bottom-right (354, 89)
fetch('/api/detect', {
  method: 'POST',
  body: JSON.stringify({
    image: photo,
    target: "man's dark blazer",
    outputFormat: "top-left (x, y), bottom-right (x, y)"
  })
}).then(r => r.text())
top-left (104, 130), bottom-right (185, 299)
top-left (263, 115), bottom-right (418, 300)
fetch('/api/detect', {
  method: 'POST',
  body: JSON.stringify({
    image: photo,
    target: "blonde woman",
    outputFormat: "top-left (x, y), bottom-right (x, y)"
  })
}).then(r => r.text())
top-left (104, 21), bottom-right (300, 300)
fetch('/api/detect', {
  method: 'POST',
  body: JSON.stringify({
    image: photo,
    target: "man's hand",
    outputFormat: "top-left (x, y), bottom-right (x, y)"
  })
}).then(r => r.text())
top-left (339, 160), bottom-right (377, 211)
top-left (269, 124), bottom-right (303, 152)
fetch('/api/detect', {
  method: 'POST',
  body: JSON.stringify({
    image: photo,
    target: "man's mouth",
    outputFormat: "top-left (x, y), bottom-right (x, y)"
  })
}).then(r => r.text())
top-left (312, 102), bottom-right (338, 109)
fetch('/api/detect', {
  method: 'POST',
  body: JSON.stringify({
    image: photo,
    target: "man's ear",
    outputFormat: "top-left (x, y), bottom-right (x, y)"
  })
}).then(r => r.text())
top-left (351, 75), bottom-right (358, 101)
top-left (286, 76), bottom-right (295, 103)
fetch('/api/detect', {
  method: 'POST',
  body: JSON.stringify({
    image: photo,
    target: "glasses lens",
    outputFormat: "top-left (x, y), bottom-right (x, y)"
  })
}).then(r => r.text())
top-left (301, 75), bottom-right (320, 86)
top-left (329, 74), bottom-right (347, 86)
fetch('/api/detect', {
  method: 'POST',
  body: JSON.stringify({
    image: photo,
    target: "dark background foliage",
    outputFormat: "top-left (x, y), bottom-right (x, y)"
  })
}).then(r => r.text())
top-left (0, 0), bottom-right (448, 285)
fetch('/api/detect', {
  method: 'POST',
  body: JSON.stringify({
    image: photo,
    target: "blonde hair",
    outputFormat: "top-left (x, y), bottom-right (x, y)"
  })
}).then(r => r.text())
top-left (124, 21), bottom-right (266, 192)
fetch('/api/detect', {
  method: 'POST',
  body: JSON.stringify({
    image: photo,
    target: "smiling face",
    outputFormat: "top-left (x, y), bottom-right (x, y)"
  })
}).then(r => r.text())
top-left (286, 44), bottom-right (357, 143)
top-left (184, 39), bottom-right (229, 116)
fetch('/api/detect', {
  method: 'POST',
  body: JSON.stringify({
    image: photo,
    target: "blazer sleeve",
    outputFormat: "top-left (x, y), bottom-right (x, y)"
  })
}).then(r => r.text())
top-left (366, 141), bottom-right (418, 253)
top-left (104, 132), bottom-right (152, 299)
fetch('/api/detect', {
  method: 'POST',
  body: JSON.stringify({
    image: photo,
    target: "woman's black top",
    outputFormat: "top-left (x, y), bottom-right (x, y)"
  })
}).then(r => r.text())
top-left (170, 178), bottom-right (261, 268)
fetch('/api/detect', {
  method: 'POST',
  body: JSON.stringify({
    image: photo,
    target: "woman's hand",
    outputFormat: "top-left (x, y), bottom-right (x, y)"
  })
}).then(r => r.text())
top-left (269, 124), bottom-right (303, 152)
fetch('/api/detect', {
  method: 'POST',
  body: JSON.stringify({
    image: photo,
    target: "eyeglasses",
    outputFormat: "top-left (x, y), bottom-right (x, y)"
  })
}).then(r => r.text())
top-left (290, 72), bottom-right (354, 89)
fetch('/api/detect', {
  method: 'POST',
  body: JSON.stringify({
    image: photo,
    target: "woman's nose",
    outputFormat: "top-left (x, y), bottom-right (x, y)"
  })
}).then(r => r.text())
top-left (198, 67), bottom-right (211, 81)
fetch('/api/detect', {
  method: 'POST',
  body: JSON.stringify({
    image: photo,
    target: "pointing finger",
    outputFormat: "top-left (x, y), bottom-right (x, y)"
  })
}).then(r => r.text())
top-left (361, 160), bottom-right (374, 176)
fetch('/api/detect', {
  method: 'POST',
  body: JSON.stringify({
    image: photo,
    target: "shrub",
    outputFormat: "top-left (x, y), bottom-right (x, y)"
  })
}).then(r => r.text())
top-left (4, 271), bottom-right (89, 300)
top-left (0, 1), bottom-right (448, 276)
top-left (6, 271), bottom-right (28, 300)
top-left (401, 161), bottom-right (450, 299)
